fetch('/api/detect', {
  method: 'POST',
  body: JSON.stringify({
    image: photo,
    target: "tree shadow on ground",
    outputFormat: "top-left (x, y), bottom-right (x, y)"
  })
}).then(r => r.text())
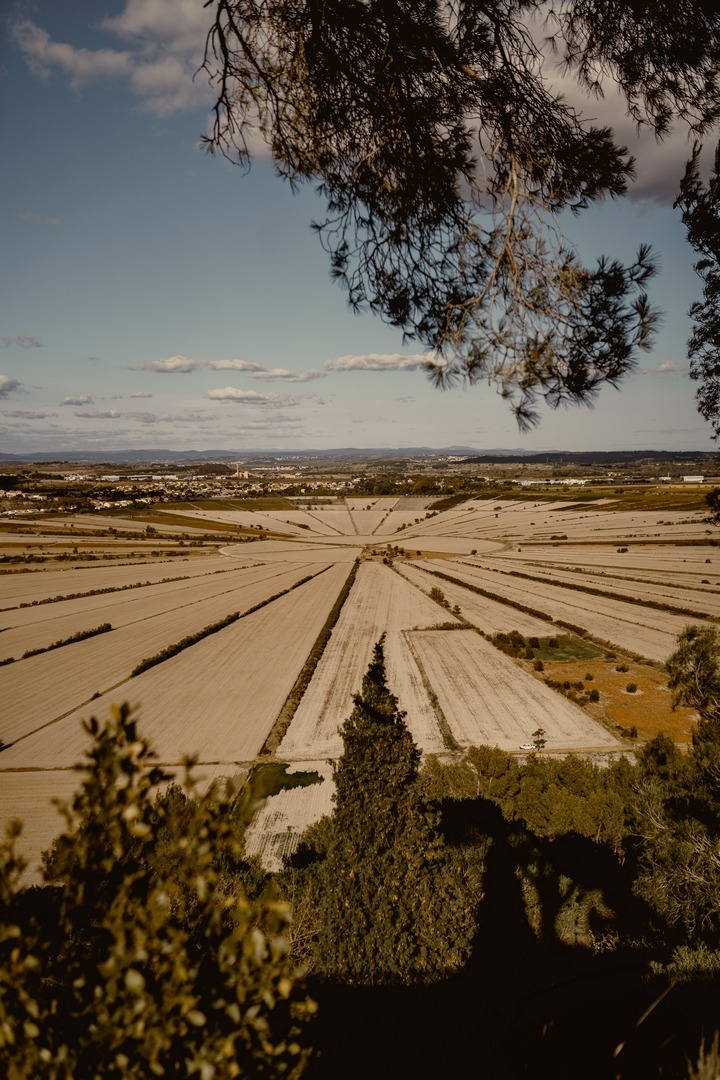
top-left (305, 797), bottom-right (719, 1079)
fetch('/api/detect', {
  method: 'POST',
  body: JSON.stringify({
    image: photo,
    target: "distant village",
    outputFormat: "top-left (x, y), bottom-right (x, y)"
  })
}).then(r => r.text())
top-left (0, 452), bottom-right (715, 518)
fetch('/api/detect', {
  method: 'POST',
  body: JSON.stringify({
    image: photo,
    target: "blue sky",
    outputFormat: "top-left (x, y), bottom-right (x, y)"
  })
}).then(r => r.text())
top-left (0, 0), bottom-right (716, 455)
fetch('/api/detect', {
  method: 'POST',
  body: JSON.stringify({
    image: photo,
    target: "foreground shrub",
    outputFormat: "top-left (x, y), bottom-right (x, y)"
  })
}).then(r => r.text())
top-left (0, 705), bottom-right (315, 1078)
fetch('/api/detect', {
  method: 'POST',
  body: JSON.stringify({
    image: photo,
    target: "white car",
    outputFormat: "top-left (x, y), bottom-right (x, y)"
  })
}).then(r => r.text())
top-left (519, 743), bottom-right (534, 751)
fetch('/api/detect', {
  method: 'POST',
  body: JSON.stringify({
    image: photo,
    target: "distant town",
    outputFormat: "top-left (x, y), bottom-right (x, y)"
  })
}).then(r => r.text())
top-left (0, 448), bottom-right (716, 518)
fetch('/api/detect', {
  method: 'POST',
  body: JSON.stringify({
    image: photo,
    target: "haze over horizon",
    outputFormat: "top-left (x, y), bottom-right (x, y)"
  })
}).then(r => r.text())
top-left (1, 1), bottom-right (717, 456)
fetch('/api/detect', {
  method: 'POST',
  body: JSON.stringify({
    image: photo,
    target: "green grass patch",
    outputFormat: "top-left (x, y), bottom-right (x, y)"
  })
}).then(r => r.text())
top-left (533, 635), bottom-right (606, 662)
top-left (247, 762), bottom-right (323, 800)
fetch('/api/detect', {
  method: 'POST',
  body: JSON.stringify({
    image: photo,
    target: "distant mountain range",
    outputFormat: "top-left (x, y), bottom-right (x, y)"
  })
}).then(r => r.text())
top-left (0, 447), bottom-right (716, 466)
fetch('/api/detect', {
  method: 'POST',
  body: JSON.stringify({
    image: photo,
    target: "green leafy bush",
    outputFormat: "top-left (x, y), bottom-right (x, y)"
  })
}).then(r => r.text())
top-left (0, 705), bottom-right (315, 1077)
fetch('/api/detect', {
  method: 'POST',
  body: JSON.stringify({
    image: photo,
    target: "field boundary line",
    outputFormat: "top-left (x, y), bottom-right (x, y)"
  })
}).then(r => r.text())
top-left (259, 560), bottom-right (360, 756)
top-left (466, 562), bottom-right (715, 622)
top-left (131, 566), bottom-right (333, 676)
top-left (401, 630), bottom-right (459, 752)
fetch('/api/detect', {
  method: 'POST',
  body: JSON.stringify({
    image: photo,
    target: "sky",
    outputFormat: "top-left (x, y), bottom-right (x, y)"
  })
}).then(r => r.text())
top-left (0, 0), bottom-right (717, 456)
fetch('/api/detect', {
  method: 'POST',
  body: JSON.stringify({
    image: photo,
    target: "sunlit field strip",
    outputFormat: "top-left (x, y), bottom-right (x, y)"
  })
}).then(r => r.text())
top-left (1, 563), bottom-right (353, 768)
top-left (0, 562), bottom-right (333, 744)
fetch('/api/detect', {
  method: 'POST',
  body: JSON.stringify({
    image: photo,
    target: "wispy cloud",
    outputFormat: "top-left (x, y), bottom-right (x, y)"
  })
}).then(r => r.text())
top-left (206, 387), bottom-right (295, 406)
top-left (3, 409), bottom-right (55, 419)
top-left (1, 334), bottom-right (43, 349)
top-left (208, 359), bottom-right (266, 372)
top-left (325, 353), bottom-right (434, 372)
top-left (126, 411), bottom-right (160, 424)
top-left (129, 391), bottom-right (153, 398)
top-left (0, 376), bottom-right (22, 398)
top-left (636, 360), bottom-right (692, 377)
top-left (232, 416), bottom-right (305, 432)
top-left (130, 355), bottom-right (324, 382)
top-left (130, 355), bottom-right (205, 373)
top-left (248, 367), bottom-right (327, 383)
top-left (130, 355), bottom-right (267, 374)
top-left (61, 394), bottom-right (94, 406)
top-left (75, 409), bottom-right (122, 419)
top-left (656, 360), bottom-right (690, 373)
top-left (17, 211), bottom-right (62, 227)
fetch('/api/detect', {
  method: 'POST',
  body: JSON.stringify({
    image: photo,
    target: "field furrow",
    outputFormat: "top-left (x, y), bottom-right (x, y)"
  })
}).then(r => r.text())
top-left (0, 562), bottom-right (311, 660)
top-left (423, 560), bottom-right (689, 660)
top-left (410, 630), bottom-right (618, 751)
top-left (0, 562), bottom-right (333, 744)
top-left (476, 559), bottom-right (720, 617)
top-left (397, 562), bottom-right (556, 636)
top-left (1, 563), bottom-right (352, 767)
top-left (347, 511), bottom-right (386, 534)
top-left (0, 554), bottom-right (238, 607)
top-left (278, 562), bottom-right (458, 759)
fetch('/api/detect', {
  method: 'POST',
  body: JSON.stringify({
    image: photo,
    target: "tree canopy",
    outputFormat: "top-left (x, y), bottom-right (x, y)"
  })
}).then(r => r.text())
top-left (200, 1), bottom-right (720, 427)
top-left (676, 143), bottom-right (720, 440)
top-left (309, 637), bottom-right (475, 985)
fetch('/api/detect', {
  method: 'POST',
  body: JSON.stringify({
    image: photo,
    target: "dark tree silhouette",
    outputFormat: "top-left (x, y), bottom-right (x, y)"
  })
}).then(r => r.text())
top-left (200, 1), bottom-right (720, 426)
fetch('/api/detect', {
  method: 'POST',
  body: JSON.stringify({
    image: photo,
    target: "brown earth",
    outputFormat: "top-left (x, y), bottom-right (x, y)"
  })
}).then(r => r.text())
top-left (532, 658), bottom-right (697, 745)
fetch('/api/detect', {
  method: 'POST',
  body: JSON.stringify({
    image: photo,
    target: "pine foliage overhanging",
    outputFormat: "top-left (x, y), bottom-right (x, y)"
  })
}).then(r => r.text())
top-left (197, 1), bottom-right (720, 426)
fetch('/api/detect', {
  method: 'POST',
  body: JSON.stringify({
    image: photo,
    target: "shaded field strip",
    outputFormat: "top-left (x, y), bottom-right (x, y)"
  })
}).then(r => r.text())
top-left (401, 629), bottom-right (459, 752)
top-left (260, 560), bottom-right (359, 755)
top-left (471, 563), bottom-right (714, 621)
top-left (0, 565), bottom-right (247, 613)
top-left (0, 623), bottom-right (113, 666)
top-left (131, 565), bottom-right (333, 676)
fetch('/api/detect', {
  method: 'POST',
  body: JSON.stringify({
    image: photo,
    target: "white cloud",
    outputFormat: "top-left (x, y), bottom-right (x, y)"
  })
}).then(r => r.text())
top-left (206, 387), bottom-right (293, 406)
top-left (131, 355), bottom-right (203, 373)
top-left (61, 394), bottom-right (94, 406)
top-left (208, 359), bottom-right (266, 372)
top-left (129, 54), bottom-right (204, 115)
top-left (325, 353), bottom-right (434, 372)
top-left (14, 20), bottom-right (133, 87)
top-left (129, 391), bottom-right (153, 398)
top-left (131, 356), bottom-right (268, 373)
top-left (248, 367), bottom-right (327, 382)
top-left (13, 9), bottom-right (210, 118)
top-left (1, 334), bottom-right (43, 349)
top-left (100, 0), bottom-right (210, 54)
top-left (0, 376), bottom-right (21, 398)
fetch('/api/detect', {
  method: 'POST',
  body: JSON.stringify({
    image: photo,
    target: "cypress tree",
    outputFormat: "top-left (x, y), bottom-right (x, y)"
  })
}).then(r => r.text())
top-left (313, 637), bottom-right (474, 985)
